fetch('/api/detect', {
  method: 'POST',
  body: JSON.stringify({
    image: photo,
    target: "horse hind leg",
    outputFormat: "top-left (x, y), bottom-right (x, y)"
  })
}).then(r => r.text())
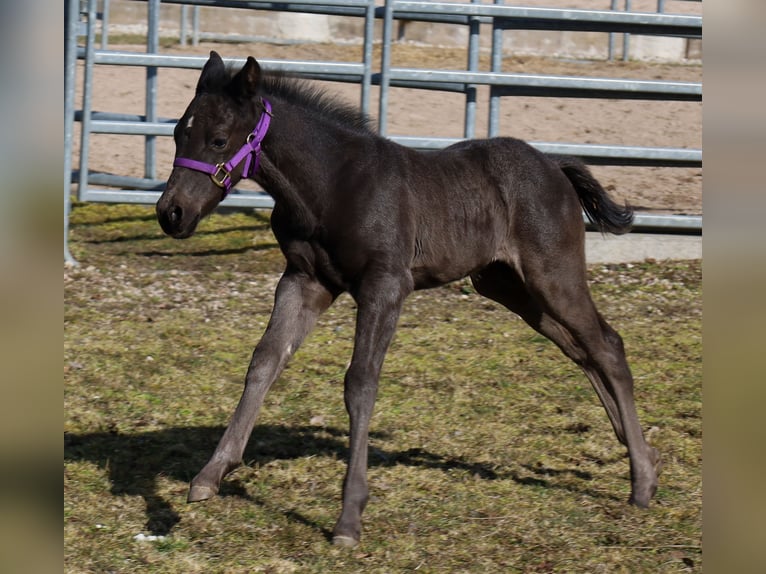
top-left (470, 261), bottom-right (660, 507)
top-left (470, 263), bottom-right (623, 442)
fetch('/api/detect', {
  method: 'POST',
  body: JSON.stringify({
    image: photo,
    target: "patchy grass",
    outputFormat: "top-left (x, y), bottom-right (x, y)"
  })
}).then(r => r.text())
top-left (65, 203), bottom-right (701, 573)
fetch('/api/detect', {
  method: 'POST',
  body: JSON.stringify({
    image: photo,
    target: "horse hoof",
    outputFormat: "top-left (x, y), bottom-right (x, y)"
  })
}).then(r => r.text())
top-left (187, 484), bottom-right (217, 503)
top-left (332, 535), bottom-right (359, 548)
top-left (628, 492), bottom-right (652, 508)
top-left (629, 476), bottom-right (658, 508)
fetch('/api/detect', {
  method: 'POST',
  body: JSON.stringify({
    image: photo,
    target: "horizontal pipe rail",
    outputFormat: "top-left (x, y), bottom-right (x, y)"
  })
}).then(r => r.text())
top-left (391, 137), bottom-right (701, 167)
top-left (158, 0), bottom-right (701, 36)
top-left (77, 49), bottom-right (368, 76)
top-left (78, 185), bottom-right (701, 234)
top-left (158, 0), bottom-right (376, 20)
top-left (383, 68), bottom-right (701, 101)
top-left (384, 2), bottom-right (701, 37)
top-left (82, 188), bottom-right (276, 208)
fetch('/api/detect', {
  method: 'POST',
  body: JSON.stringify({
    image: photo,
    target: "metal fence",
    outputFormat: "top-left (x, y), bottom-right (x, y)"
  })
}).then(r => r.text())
top-left (66, 0), bottom-right (375, 204)
top-left (65, 0), bottom-right (702, 263)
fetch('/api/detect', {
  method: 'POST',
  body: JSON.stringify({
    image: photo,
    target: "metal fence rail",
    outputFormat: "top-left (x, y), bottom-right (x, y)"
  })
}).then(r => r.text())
top-left (380, 67), bottom-right (701, 99)
top-left (382, 1), bottom-right (701, 35)
top-left (378, 0), bottom-right (701, 137)
top-left (167, 0), bottom-right (377, 46)
top-left (375, 0), bottom-right (701, 234)
top-left (65, 0), bottom-right (702, 264)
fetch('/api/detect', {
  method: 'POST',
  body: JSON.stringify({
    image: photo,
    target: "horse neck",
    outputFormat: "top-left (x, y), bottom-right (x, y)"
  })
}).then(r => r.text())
top-left (254, 98), bottom-right (347, 229)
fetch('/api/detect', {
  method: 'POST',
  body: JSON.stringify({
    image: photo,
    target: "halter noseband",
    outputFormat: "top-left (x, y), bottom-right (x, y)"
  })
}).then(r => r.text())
top-left (173, 98), bottom-right (272, 197)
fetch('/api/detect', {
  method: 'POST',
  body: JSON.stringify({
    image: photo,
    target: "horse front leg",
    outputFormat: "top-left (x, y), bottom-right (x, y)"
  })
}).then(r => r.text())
top-left (188, 270), bottom-right (335, 502)
top-left (332, 274), bottom-right (412, 547)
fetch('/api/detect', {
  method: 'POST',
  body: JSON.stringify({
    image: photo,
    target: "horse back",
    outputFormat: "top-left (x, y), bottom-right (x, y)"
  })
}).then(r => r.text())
top-left (403, 137), bottom-right (583, 288)
top-left (274, 136), bottom-right (583, 293)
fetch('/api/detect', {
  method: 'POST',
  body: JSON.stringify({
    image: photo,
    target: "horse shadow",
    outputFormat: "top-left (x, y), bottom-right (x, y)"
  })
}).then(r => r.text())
top-left (64, 424), bottom-right (608, 537)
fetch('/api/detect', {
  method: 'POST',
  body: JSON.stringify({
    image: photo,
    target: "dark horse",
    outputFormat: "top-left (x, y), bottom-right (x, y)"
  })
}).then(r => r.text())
top-left (156, 51), bottom-right (660, 546)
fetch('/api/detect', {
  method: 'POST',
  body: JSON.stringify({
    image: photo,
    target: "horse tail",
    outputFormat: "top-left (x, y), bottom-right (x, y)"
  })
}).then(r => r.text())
top-left (553, 155), bottom-right (634, 235)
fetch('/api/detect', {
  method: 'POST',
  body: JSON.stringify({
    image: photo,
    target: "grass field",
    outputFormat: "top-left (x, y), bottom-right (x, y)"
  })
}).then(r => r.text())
top-left (64, 203), bottom-right (701, 573)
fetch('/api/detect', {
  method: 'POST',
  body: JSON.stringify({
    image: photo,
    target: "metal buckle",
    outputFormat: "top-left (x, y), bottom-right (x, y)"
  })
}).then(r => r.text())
top-left (211, 163), bottom-right (230, 188)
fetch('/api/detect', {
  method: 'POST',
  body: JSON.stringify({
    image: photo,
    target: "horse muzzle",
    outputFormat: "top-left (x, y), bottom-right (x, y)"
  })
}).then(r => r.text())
top-left (156, 190), bottom-right (202, 239)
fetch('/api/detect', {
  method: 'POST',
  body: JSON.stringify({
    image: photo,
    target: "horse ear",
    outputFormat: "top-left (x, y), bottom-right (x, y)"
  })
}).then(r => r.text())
top-left (196, 51), bottom-right (227, 95)
top-left (229, 56), bottom-right (262, 100)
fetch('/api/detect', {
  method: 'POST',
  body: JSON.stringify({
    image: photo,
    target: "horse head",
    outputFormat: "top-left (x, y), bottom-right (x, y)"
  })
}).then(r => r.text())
top-left (156, 51), bottom-right (266, 238)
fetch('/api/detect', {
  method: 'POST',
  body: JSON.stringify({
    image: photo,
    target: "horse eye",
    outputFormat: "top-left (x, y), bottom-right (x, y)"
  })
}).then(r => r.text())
top-left (212, 137), bottom-right (227, 149)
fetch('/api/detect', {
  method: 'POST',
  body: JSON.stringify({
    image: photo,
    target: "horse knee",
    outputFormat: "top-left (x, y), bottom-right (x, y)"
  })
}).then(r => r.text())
top-left (598, 315), bottom-right (625, 351)
top-left (604, 328), bottom-right (625, 356)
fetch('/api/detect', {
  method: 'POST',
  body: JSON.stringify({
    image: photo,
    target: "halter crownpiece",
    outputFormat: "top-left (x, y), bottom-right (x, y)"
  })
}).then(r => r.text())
top-left (173, 98), bottom-right (272, 197)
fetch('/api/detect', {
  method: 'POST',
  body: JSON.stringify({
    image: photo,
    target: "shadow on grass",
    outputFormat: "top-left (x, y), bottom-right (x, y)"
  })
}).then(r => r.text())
top-left (68, 208), bottom-right (158, 228)
top-left (64, 424), bottom-right (615, 537)
top-left (135, 243), bottom-right (279, 258)
top-left (81, 224), bottom-right (274, 245)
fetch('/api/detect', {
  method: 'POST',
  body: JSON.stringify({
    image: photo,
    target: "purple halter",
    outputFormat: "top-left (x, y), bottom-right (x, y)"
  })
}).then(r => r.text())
top-left (173, 98), bottom-right (272, 196)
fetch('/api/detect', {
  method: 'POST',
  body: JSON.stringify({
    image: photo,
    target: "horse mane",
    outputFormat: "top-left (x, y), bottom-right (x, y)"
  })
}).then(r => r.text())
top-left (256, 70), bottom-right (376, 135)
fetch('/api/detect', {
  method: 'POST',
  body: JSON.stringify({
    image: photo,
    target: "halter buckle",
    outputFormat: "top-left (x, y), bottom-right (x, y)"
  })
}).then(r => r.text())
top-left (211, 163), bottom-right (231, 188)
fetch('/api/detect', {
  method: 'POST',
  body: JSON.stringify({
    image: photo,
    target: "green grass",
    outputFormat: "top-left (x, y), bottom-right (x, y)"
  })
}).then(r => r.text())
top-left (65, 203), bottom-right (701, 573)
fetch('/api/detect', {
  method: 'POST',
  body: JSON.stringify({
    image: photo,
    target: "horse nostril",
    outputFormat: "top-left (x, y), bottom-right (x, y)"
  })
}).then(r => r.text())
top-left (170, 205), bottom-right (183, 223)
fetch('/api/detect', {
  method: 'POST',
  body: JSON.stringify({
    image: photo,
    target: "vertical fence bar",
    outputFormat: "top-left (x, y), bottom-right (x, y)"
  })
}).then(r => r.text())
top-left (180, 5), bottom-right (188, 46)
top-left (65, 0), bottom-right (80, 264)
top-left (145, 0), bottom-right (159, 180)
top-left (192, 5), bottom-right (200, 46)
top-left (78, 0), bottom-right (97, 202)
top-left (608, 0), bottom-right (617, 60)
top-left (360, 0), bottom-right (374, 117)
top-left (463, 0), bottom-right (480, 139)
top-left (101, 0), bottom-right (110, 49)
top-left (622, 0), bottom-right (631, 61)
top-left (488, 0), bottom-right (504, 137)
top-left (379, 0), bottom-right (395, 136)
top-left (610, 0), bottom-right (631, 61)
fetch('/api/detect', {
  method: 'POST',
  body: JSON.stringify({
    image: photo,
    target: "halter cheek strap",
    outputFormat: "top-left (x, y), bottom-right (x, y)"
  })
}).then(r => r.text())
top-left (173, 98), bottom-right (272, 197)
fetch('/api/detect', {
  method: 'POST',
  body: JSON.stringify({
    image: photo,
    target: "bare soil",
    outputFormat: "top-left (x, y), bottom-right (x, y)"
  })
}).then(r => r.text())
top-left (74, 41), bottom-right (701, 214)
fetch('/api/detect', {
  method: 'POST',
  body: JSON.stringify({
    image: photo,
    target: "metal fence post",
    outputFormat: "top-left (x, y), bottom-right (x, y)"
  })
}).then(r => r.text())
top-left (609, 0), bottom-right (617, 60)
top-left (65, 0), bottom-right (80, 264)
top-left (101, 0), bottom-right (110, 49)
top-left (360, 0), bottom-right (375, 117)
top-left (463, 0), bottom-right (481, 139)
top-left (77, 0), bottom-right (97, 202)
top-left (192, 5), bottom-right (200, 46)
top-left (488, 0), bottom-right (504, 137)
top-left (623, 0), bottom-right (632, 61)
top-left (379, 0), bottom-right (395, 136)
top-left (180, 5), bottom-right (189, 46)
top-left (145, 0), bottom-right (160, 180)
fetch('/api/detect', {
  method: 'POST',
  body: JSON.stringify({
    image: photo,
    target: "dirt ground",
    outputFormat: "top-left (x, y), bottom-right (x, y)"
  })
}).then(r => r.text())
top-left (74, 41), bottom-right (701, 214)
